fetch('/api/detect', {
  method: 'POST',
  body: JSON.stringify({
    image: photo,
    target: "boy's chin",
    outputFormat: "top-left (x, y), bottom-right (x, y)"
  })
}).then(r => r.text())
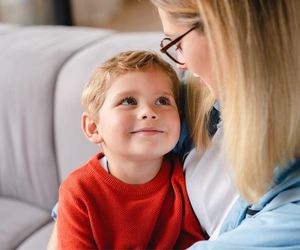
top-left (128, 147), bottom-right (174, 161)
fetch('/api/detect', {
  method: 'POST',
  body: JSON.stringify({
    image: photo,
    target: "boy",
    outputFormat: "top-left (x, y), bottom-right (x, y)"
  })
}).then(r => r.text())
top-left (57, 50), bottom-right (204, 249)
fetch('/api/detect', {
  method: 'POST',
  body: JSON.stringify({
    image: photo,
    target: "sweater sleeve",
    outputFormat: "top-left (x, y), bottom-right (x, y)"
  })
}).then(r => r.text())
top-left (57, 186), bottom-right (97, 249)
top-left (175, 171), bottom-right (206, 248)
top-left (175, 203), bottom-right (206, 249)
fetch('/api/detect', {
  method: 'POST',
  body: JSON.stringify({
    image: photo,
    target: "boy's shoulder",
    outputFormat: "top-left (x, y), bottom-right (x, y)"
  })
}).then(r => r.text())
top-left (60, 152), bottom-right (103, 192)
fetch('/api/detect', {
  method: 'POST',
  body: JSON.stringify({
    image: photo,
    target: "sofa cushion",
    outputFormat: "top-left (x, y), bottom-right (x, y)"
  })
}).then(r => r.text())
top-left (0, 25), bottom-right (114, 210)
top-left (17, 222), bottom-right (54, 250)
top-left (0, 197), bottom-right (50, 250)
top-left (0, 23), bottom-right (19, 35)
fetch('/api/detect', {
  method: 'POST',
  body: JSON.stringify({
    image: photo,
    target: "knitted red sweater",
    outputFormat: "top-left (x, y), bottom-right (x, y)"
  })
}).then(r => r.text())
top-left (57, 152), bottom-right (204, 249)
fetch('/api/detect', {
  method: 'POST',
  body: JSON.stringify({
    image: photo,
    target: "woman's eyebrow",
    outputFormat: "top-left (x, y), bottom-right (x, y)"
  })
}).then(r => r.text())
top-left (163, 30), bottom-right (174, 38)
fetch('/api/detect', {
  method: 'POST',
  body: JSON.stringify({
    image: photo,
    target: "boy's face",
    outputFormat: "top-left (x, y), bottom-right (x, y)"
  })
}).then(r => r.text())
top-left (96, 69), bottom-right (180, 161)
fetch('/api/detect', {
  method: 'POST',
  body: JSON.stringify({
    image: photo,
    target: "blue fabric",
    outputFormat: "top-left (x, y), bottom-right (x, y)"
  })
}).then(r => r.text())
top-left (172, 86), bottom-right (220, 161)
top-left (172, 118), bottom-right (194, 161)
top-left (172, 83), bottom-right (194, 161)
top-left (51, 202), bottom-right (58, 221)
top-left (213, 100), bottom-right (220, 112)
top-left (189, 159), bottom-right (300, 250)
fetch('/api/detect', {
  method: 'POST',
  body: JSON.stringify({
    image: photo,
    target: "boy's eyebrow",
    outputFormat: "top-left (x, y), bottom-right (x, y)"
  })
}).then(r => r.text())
top-left (112, 90), bottom-right (138, 98)
top-left (112, 90), bottom-right (175, 98)
top-left (160, 91), bottom-right (175, 97)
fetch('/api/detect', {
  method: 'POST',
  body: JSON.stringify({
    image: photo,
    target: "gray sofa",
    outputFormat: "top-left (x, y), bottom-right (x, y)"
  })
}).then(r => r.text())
top-left (0, 23), bottom-right (166, 250)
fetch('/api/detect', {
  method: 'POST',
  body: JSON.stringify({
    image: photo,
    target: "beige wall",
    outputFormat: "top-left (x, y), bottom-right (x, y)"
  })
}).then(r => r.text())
top-left (0, 0), bottom-right (161, 31)
top-left (71, 0), bottom-right (124, 26)
top-left (0, 0), bottom-right (54, 25)
top-left (71, 0), bottom-right (161, 31)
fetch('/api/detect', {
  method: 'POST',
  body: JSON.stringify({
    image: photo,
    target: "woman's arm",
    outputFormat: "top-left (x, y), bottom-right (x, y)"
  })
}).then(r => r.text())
top-left (188, 194), bottom-right (300, 249)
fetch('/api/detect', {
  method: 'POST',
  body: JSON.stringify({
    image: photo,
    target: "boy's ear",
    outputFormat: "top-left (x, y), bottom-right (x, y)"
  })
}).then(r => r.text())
top-left (81, 112), bottom-right (103, 144)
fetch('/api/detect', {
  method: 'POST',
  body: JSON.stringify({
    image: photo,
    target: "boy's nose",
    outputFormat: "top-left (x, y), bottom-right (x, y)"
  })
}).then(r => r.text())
top-left (140, 114), bottom-right (157, 120)
top-left (137, 107), bottom-right (157, 120)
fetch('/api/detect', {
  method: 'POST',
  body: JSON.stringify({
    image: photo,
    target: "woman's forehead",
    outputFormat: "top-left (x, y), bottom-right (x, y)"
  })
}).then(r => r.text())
top-left (158, 8), bottom-right (189, 36)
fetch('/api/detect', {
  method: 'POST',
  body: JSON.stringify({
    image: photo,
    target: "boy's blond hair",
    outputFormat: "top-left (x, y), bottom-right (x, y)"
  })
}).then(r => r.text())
top-left (82, 50), bottom-right (180, 122)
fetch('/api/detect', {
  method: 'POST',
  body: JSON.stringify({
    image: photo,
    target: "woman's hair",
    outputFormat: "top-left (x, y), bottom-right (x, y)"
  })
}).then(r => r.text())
top-left (184, 75), bottom-right (215, 150)
top-left (82, 50), bottom-right (180, 121)
top-left (151, 0), bottom-right (201, 25)
top-left (151, 0), bottom-right (216, 151)
top-left (152, 0), bottom-right (300, 203)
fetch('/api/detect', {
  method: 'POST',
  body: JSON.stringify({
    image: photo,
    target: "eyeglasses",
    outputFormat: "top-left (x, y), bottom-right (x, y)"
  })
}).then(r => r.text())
top-left (160, 24), bottom-right (201, 65)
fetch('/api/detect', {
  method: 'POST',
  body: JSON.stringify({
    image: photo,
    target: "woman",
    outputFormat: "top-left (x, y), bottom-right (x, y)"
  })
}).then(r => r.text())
top-left (151, 0), bottom-right (300, 249)
top-left (48, 0), bottom-right (300, 249)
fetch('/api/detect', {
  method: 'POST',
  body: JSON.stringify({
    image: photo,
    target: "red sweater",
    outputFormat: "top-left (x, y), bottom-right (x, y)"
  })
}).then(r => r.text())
top-left (57, 152), bottom-right (204, 249)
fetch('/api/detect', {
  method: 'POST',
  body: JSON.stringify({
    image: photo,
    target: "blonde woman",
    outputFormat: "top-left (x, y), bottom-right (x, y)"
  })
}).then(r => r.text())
top-left (48, 1), bottom-right (300, 249)
top-left (150, 0), bottom-right (300, 249)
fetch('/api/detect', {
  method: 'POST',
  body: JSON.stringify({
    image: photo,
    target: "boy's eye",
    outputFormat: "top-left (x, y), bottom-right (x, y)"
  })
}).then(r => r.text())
top-left (120, 96), bottom-right (137, 105)
top-left (156, 96), bottom-right (171, 105)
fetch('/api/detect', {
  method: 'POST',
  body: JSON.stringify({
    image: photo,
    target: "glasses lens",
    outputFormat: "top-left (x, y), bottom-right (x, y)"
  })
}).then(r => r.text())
top-left (161, 39), bottom-right (184, 65)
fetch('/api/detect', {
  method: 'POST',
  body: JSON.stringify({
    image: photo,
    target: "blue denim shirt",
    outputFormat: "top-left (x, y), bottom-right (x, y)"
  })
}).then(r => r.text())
top-left (189, 159), bottom-right (300, 250)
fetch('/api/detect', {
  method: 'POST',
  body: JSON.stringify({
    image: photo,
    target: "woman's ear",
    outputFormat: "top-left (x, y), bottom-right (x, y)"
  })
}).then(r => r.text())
top-left (81, 112), bottom-right (103, 144)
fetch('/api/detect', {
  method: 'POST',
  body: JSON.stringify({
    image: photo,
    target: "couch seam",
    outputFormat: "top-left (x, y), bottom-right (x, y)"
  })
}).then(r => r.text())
top-left (51, 31), bottom-right (118, 185)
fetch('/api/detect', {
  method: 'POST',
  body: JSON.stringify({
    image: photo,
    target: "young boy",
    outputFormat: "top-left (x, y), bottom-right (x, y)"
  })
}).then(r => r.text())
top-left (57, 50), bottom-right (204, 249)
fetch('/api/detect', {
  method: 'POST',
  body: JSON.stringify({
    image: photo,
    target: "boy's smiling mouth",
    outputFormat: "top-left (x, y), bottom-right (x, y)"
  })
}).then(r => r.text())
top-left (131, 127), bottom-right (164, 135)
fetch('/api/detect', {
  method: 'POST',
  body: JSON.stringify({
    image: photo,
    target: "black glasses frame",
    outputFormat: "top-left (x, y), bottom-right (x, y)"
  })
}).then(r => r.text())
top-left (160, 24), bottom-right (200, 65)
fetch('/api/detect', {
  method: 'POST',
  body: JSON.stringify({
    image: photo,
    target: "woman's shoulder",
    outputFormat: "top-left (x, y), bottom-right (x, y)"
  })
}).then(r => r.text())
top-left (183, 126), bottom-right (239, 238)
top-left (212, 160), bottom-right (300, 249)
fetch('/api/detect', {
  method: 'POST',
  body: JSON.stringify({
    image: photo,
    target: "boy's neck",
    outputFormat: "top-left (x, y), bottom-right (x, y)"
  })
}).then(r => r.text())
top-left (103, 153), bottom-right (163, 184)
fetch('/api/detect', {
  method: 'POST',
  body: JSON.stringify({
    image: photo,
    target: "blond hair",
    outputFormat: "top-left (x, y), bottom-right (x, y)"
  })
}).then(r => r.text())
top-left (152, 0), bottom-right (300, 203)
top-left (82, 50), bottom-right (180, 121)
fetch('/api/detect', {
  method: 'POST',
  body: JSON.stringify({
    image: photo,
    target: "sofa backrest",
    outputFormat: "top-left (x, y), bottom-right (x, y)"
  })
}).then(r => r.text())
top-left (0, 25), bottom-right (113, 210)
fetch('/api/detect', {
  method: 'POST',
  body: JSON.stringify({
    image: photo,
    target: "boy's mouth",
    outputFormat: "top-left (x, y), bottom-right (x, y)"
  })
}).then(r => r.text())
top-left (131, 127), bottom-right (164, 134)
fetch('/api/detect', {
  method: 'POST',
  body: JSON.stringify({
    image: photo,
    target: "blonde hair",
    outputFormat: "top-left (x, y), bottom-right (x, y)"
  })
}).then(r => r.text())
top-left (151, 0), bottom-right (215, 150)
top-left (152, 0), bottom-right (300, 203)
top-left (185, 75), bottom-right (215, 149)
top-left (82, 50), bottom-right (180, 121)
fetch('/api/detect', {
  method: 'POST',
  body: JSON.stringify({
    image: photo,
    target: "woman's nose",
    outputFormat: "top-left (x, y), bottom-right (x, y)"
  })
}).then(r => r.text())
top-left (176, 51), bottom-right (187, 70)
top-left (177, 62), bottom-right (187, 70)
